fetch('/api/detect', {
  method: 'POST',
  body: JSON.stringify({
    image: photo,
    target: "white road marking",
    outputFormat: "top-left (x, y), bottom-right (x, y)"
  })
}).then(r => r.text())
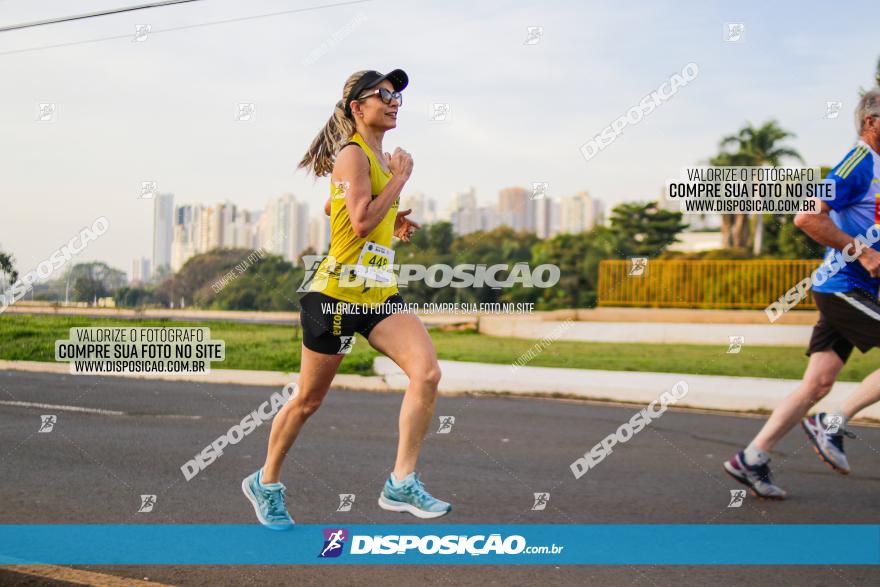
top-left (0, 400), bottom-right (201, 420)
top-left (0, 400), bottom-right (125, 416)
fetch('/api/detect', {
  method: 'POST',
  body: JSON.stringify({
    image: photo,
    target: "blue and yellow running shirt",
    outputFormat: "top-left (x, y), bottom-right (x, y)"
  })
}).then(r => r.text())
top-left (813, 140), bottom-right (880, 296)
top-left (308, 132), bottom-right (400, 305)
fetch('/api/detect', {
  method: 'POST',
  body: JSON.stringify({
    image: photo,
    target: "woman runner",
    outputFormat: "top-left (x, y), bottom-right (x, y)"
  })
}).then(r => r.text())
top-left (242, 69), bottom-right (450, 529)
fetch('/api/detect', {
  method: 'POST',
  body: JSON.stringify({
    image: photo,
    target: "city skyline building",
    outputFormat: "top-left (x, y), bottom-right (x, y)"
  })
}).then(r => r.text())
top-left (143, 186), bottom-right (610, 281)
top-left (151, 193), bottom-right (173, 275)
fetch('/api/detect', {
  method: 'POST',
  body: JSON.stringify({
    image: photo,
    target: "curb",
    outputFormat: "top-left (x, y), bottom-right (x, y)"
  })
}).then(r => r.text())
top-left (3, 358), bottom-right (877, 421)
top-left (372, 357), bottom-right (879, 420)
top-left (0, 360), bottom-right (392, 393)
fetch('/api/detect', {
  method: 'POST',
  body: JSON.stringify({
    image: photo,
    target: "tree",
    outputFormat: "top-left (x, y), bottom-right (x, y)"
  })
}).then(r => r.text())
top-left (67, 262), bottom-right (126, 302)
top-left (114, 286), bottom-right (158, 308)
top-left (205, 254), bottom-right (301, 312)
top-left (717, 121), bottom-right (804, 255)
top-left (709, 151), bottom-right (755, 250)
top-left (451, 226), bottom-right (539, 305)
top-left (527, 227), bottom-right (619, 309)
top-left (764, 165), bottom-right (830, 259)
top-left (155, 248), bottom-right (250, 307)
top-left (72, 273), bottom-right (107, 302)
top-left (397, 221), bottom-right (457, 304)
top-left (608, 202), bottom-right (688, 257)
top-left (0, 250), bottom-right (17, 291)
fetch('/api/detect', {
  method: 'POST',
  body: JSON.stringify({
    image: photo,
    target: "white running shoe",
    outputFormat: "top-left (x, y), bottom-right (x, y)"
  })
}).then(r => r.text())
top-left (802, 413), bottom-right (853, 475)
top-left (723, 451), bottom-right (787, 500)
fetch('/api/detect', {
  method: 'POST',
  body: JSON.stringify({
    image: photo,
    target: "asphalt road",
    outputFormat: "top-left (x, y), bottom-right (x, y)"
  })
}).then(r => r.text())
top-left (1, 369), bottom-right (879, 585)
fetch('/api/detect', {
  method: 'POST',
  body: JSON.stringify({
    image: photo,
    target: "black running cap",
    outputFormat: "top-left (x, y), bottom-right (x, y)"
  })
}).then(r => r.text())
top-left (344, 69), bottom-right (408, 117)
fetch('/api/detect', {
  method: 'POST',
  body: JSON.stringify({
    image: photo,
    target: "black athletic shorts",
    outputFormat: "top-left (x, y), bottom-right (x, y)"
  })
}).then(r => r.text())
top-left (299, 291), bottom-right (406, 355)
top-left (807, 289), bottom-right (880, 363)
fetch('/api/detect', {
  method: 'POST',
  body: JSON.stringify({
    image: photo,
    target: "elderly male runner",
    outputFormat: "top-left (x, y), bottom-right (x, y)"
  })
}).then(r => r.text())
top-left (724, 90), bottom-right (880, 499)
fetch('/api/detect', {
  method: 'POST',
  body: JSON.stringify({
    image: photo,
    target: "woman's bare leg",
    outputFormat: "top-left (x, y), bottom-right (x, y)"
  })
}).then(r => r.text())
top-left (367, 312), bottom-right (441, 480)
top-left (261, 345), bottom-right (344, 483)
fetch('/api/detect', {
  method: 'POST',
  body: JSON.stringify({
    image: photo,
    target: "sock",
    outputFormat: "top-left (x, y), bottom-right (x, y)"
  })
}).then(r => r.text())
top-left (743, 443), bottom-right (769, 466)
top-left (258, 469), bottom-right (283, 490)
top-left (390, 472), bottom-right (411, 487)
top-left (826, 411), bottom-right (849, 432)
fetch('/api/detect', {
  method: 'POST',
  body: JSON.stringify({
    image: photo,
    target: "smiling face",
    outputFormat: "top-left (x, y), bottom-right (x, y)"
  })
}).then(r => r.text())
top-left (351, 79), bottom-right (400, 131)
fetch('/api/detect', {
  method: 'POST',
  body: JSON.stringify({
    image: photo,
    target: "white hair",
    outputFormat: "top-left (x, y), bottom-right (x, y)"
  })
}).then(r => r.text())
top-left (855, 89), bottom-right (880, 135)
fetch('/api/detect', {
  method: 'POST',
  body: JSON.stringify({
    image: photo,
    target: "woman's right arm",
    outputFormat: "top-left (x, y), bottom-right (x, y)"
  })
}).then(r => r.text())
top-left (335, 146), bottom-right (411, 238)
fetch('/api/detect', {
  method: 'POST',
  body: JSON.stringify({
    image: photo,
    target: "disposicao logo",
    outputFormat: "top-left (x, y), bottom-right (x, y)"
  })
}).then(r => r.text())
top-left (318, 528), bottom-right (348, 558)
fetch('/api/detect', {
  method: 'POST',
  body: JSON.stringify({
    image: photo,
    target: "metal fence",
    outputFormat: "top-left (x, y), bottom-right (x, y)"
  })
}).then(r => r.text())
top-left (597, 259), bottom-right (820, 309)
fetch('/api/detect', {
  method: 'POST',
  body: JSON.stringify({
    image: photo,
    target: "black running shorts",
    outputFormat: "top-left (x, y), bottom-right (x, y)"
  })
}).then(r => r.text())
top-left (807, 289), bottom-right (880, 363)
top-left (299, 291), bottom-right (406, 355)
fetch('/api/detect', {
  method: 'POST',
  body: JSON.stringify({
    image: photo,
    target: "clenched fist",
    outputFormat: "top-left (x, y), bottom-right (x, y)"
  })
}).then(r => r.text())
top-left (385, 148), bottom-right (413, 180)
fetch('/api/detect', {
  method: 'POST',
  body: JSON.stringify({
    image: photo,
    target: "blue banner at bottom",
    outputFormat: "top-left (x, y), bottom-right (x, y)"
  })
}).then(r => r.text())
top-left (1, 524), bottom-right (878, 565)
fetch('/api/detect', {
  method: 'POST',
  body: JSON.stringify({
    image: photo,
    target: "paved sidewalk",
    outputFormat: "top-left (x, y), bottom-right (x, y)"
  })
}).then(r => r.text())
top-left (374, 358), bottom-right (878, 420)
top-left (4, 358), bottom-right (877, 421)
top-left (479, 315), bottom-right (814, 346)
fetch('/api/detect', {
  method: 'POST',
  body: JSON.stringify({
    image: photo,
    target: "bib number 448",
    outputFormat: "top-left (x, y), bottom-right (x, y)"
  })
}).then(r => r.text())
top-left (354, 241), bottom-right (395, 285)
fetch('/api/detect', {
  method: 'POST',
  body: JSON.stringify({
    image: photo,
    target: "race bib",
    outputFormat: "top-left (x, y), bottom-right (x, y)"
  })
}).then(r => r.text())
top-left (353, 241), bottom-right (395, 285)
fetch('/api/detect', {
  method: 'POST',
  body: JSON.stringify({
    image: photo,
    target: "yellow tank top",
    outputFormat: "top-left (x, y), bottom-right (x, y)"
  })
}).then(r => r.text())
top-left (308, 132), bottom-right (400, 305)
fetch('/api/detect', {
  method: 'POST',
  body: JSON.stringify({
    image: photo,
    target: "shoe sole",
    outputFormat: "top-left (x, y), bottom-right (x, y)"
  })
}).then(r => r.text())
top-left (800, 420), bottom-right (850, 475)
top-left (377, 494), bottom-right (450, 519)
top-left (241, 477), bottom-right (294, 530)
top-left (722, 462), bottom-right (786, 501)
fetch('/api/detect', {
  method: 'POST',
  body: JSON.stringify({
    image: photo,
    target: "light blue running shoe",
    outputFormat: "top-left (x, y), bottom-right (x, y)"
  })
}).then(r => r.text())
top-left (378, 472), bottom-right (451, 519)
top-left (242, 468), bottom-right (294, 530)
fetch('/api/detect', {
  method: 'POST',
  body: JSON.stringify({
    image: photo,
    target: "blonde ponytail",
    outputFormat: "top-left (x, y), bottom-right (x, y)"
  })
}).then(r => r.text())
top-left (298, 70), bottom-right (368, 177)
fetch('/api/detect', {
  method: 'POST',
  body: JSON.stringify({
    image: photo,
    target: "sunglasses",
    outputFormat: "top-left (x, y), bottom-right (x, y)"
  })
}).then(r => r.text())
top-left (357, 87), bottom-right (403, 107)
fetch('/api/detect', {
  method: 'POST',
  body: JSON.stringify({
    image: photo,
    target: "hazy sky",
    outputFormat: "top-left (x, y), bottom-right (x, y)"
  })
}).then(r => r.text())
top-left (1, 0), bottom-right (877, 275)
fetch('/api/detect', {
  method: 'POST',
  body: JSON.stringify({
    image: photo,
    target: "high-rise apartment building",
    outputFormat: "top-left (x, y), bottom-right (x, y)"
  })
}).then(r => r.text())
top-left (152, 193), bottom-right (173, 273)
top-left (559, 192), bottom-right (604, 234)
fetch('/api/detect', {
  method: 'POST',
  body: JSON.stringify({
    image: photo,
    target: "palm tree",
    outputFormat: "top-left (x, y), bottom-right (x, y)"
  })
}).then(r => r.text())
top-left (718, 121), bottom-right (804, 255)
top-left (709, 151), bottom-right (754, 249)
